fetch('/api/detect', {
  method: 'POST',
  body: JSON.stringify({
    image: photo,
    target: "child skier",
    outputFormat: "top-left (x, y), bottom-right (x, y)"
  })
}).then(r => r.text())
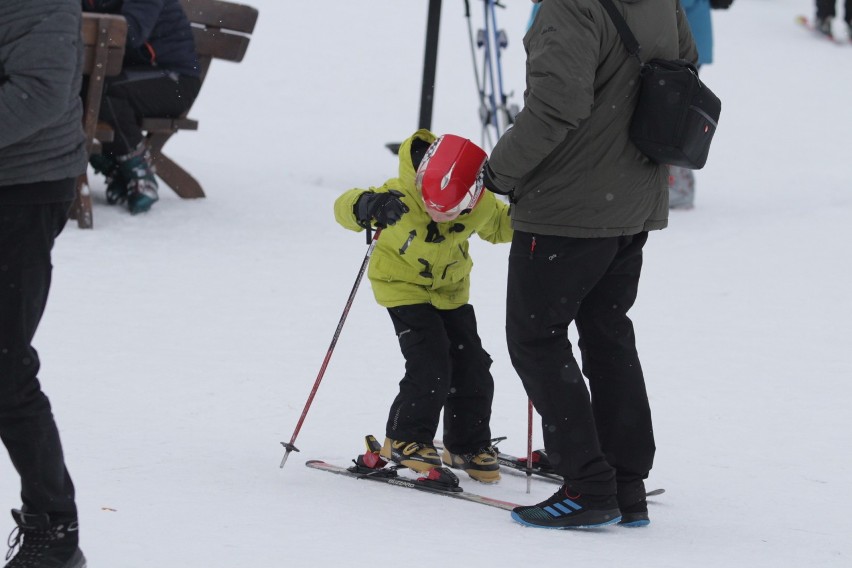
top-left (333, 129), bottom-right (512, 483)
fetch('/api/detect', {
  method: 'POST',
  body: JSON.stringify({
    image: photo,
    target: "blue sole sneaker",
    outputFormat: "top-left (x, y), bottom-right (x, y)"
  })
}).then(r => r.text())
top-left (618, 497), bottom-right (650, 528)
top-left (510, 484), bottom-right (621, 529)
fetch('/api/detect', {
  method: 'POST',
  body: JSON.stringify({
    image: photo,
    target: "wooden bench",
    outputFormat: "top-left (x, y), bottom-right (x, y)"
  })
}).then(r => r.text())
top-left (73, 0), bottom-right (258, 228)
top-left (142, 0), bottom-right (258, 199)
top-left (73, 13), bottom-right (127, 229)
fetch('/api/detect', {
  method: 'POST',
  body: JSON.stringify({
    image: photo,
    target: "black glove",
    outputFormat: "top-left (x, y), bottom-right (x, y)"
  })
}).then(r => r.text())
top-left (355, 190), bottom-right (409, 227)
top-left (482, 162), bottom-right (512, 196)
top-left (710, 0), bottom-right (733, 9)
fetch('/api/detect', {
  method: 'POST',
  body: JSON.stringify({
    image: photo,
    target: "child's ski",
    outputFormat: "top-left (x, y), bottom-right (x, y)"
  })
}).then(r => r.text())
top-left (305, 460), bottom-right (521, 511)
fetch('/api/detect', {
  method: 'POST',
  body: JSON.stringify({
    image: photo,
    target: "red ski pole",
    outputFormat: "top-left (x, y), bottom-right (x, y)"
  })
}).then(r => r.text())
top-left (279, 227), bottom-right (382, 470)
top-left (526, 398), bottom-right (534, 494)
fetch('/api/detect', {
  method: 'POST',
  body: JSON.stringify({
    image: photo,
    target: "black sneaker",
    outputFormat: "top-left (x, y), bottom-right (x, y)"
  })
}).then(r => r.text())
top-left (441, 446), bottom-right (501, 483)
top-left (5, 509), bottom-right (86, 568)
top-left (619, 499), bottom-right (650, 528)
top-left (617, 481), bottom-right (650, 527)
top-left (511, 485), bottom-right (621, 529)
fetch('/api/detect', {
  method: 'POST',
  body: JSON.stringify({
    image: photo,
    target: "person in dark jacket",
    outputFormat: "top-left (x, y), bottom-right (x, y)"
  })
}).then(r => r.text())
top-left (483, 0), bottom-right (697, 529)
top-left (82, 0), bottom-right (201, 214)
top-left (0, 1), bottom-right (88, 566)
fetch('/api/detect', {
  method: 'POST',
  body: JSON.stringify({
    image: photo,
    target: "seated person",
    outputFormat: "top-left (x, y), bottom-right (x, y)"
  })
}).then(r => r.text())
top-left (83, 0), bottom-right (201, 214)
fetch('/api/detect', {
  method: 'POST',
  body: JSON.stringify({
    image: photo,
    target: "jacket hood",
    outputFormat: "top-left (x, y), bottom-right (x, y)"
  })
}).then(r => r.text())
top-left (396, 128), bottom-right (437, 188)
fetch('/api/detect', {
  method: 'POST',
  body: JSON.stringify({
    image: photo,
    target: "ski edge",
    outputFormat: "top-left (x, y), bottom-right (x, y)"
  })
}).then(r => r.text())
top-left (305, 460), bottom-right (521, 511)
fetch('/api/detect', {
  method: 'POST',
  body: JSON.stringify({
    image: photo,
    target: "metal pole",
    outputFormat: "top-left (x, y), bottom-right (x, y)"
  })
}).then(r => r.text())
top-left (279, 227), bottom-right (383, 470)
top-left (418, 0), bottom-right (442, 130)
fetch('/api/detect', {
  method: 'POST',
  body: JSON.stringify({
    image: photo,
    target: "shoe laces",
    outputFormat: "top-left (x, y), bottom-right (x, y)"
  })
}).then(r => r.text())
top-left (5, 525), bottom-right (21, 562)
top-left (5, 524), bottom-right (57, 566)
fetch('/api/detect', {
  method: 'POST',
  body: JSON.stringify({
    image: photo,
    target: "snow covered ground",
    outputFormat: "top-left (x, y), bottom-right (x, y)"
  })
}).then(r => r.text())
top-left (2, 0), bottom-right (850, 565)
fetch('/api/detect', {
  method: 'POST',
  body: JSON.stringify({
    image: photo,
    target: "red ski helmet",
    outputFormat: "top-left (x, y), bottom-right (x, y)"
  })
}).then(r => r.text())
top-left (415, 135), bottom-right (487, 223)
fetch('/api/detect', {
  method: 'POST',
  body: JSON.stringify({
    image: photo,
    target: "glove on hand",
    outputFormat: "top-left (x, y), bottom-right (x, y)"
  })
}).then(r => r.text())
top-left (710, 0), bottom-right (733, 9)
top-left (482, 162), bottom-right (512, 196)
top-left (355, 190), bottom-right (409, 227)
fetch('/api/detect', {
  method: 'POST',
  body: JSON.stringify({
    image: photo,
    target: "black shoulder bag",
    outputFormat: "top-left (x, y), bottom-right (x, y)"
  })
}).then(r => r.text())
top-left (598, 0), bottom-right (721, 169)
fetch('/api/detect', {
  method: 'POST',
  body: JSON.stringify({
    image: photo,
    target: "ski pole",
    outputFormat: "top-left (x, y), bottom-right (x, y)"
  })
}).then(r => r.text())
top-left (526, 398), bottom-right (534, 494)
top-left (279, 226), bottom-right (383, 470)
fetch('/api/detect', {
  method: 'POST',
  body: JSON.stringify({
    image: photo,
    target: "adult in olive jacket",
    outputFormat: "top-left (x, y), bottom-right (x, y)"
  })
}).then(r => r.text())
top-left (485, 0), bottom-right (698, 529)
top-left (1, 0), bottom-right (88, 565)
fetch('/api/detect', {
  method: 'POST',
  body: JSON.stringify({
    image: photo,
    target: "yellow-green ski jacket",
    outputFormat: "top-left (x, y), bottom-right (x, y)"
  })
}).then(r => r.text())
top-left (334, 129), bottom-right (513, 310)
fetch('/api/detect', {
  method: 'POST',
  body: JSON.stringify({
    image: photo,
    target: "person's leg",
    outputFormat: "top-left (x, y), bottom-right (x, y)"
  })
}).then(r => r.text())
top-left (575, 232), bottom-right (654, 508)
top-left (100, 70), bottom-right (201, 156)
top-left (506, 231), bottom-right (620, 496)
top-left (439, 304), bottom-right (494, 453)
top-left (0, 199), bottom-right (76, 518)
top-left (98, 71), bottom-right (201, 213)
top-left (815, 0), bottom-right (837, 20)
top-left (384, 305), bottom-right (452, 443)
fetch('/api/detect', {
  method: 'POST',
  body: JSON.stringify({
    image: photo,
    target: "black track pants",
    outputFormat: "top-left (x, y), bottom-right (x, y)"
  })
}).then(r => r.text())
top-left (506, 231), bottom-right (654, 497)
top-left (0, 197), bottom-right (76, 517)
top-left (385, 304), bottom-right (494, 454)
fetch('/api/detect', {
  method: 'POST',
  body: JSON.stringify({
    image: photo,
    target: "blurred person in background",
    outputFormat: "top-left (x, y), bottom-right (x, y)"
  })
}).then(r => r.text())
top-left (668, 0), bottom-right (733, 210)
top-left (81, 0), bottom-right (200, 215)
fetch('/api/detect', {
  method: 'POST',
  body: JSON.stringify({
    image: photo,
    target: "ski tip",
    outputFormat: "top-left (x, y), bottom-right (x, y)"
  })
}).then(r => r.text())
top-left (646, 487), bottom-right (666, 497)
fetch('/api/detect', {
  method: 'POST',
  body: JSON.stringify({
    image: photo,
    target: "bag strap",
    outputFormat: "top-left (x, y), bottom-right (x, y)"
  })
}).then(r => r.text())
top-left (596, 0), bottom-right (643, 63)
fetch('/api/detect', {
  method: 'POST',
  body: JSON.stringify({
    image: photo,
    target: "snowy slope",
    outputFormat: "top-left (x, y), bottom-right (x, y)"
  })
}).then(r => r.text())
top-left (2, 0), bottom-right (850, 566)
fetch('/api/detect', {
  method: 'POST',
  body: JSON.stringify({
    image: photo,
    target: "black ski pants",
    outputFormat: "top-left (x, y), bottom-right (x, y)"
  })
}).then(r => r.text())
top-left (506, 231), bottom-right (654, 500)
top-left (816, 0), bottom-right (852, 21)
top-left (94, 68), bottom-right (201, 156)
top-left (385, 304), bottom-right (494, 454)
top-left (0, 196), bottom-right (77, 517)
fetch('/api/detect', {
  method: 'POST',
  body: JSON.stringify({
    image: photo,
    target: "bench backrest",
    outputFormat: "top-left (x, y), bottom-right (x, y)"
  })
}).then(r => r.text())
top-left (80, 13), bottom-right (127, 152)
top-left (180, 0), bottom-right (259, 81)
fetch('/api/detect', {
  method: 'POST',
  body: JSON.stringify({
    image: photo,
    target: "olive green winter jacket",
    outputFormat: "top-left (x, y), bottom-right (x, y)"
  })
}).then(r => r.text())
top-left (488, 0), bottom-right (698, 238)
top-left (334, 129), bottom-right (513, 310)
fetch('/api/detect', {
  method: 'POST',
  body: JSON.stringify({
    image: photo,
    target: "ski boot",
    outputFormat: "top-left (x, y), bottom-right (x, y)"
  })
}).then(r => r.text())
top-left (441, 445), bottom-right (501, 484)
top-left (379, 438), bottom-right (441, 473)
top-left (115, 141), bottom-right (159, 214)
top-left (89, 153), bottom-right (129, 205)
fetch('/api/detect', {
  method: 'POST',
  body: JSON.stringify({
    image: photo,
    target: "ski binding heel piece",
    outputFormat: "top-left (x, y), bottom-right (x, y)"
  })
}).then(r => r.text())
top-left (417, 467), bottom-right (462, 492)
